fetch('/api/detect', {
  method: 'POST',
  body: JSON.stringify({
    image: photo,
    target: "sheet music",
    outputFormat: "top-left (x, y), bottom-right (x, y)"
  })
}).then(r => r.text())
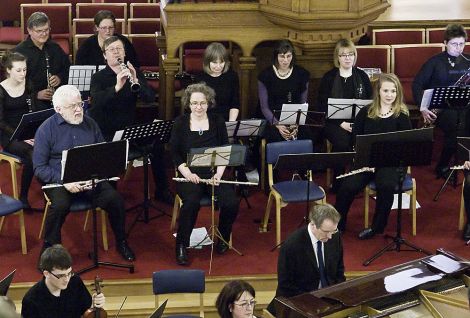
top-left (278, 103), bottom-right (308, 125)
top-left (357, 67), bottom-right (382, 79)
top-left (113, 130), bottom-right (124, 142)
top-left (420, 89), bottom-right (434, 110)
top-left (68, 65), bottom-right (105, 92)
top-left (190, 146), bottom-right (232, 167)
top-left (422, 254), bottom-right (468, 274)
top-left (384, 267), bottom-right (443, 293)
top-left (225, 119), bottom-right (263, 137)
top-left (327, 98), bottom-right (373, 119)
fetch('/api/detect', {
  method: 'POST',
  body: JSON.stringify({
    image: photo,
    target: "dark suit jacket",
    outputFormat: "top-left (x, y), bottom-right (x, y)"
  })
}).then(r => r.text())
top-left (267, 226), bottom-right (345, 315)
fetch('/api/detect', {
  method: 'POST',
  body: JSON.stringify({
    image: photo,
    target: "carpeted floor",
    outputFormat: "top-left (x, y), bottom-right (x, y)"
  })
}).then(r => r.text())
top-left (1, 149), bottom-right (470, 284)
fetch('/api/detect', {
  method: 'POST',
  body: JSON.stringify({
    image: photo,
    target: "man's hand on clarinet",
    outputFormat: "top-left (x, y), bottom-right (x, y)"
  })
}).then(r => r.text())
top-left (464, 161), bottom-right (470, 170)
top-left (37, 88), bottom-right (54, 101)
top-left (421, 109), bottom-right (437, 125)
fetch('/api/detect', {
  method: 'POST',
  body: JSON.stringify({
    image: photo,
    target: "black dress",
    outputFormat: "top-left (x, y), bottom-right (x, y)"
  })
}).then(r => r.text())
top-left (334, 106), bottom-right (412, 232)
top-left (169, 113), bottom-right (239, 247)
top-left (0, 84), bottom-right (36, 200)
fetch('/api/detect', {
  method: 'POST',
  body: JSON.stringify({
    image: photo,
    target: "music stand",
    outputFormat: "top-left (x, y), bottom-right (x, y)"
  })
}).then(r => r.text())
top-left (226, 119), bottom-right (266, 208)
top-left (355, 128), bottom-right (434, 266)
top-left (0, 269), bottom-right (15, 296)
top-left (187, 144), bottom-right (247, 257)
top-left (114, 120), bottom-right (174, 237)
top-left (327, 98), bottom-right (373, 121)
top-left (60, 140), bottom-right (134, 274)
top-left (68, 65), bottom-right (105, 98)
top-left (9, 108), bottom-right (55, 142)
top-left (273, 103), bottom-right (325, 129)
top-left (269, 152), bottom-right (355, 251)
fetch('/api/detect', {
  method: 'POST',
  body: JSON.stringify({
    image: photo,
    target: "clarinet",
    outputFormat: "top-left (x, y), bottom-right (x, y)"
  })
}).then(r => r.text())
top-left (45, 52), bottom-right (55, 94)
top-left (117, 58), bottom-right (141, 93)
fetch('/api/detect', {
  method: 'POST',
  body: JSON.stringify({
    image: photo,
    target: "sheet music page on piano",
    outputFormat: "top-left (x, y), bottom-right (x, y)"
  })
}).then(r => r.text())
top-left (384, 268), bottom-right (443, 293)
top-left (422, 254), bottom-right (468, 274)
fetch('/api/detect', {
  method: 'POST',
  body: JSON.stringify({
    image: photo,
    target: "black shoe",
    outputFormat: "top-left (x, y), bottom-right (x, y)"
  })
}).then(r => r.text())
top-left (20, 196), bottom-right (31, 210)
top-left (155, 189), bottom-right (175, 205)
top-left (117, 241), bottom-right (135, 261)
top-left (215, 240), bottom-right (229, 254)
top-left (463, 224), bottom-right (470, 241)
top-left (358, 228), bottom-right (376, 240)
top-left (176, 243), bottom-right (188, 265)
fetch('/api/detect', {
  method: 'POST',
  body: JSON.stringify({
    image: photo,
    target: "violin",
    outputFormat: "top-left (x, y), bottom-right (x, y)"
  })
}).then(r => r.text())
top-left (83, 276), bottom-right (107, 318)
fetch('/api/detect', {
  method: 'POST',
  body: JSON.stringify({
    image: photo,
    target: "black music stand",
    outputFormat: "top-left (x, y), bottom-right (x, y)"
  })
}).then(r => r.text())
top-left (68, 65), bottom-right (105, 98)
top-left (355, 128), bottom-right (434, 266)
top-left (273, 103), bottom-right (325, 130)
top-left (10, 108), bottom-right (55, 142)
top-left (60, 140), bottom-right (134, 274)
top-left (187, 144), bottom-right (247, 257)
top-left (0, 269), bottom-right (15, 296)
top-left (269, 152), bottom-right (355, 251)
top-left (116, 120), bottom-right (174, 237)
top-left (327, 98), bottom-right (373, 121)
top-left (226, 119), bottom-right (266, 208)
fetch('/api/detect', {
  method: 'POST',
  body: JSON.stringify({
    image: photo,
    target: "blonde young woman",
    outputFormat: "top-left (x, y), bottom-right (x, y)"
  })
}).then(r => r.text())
top-left (334, 73), bottom-right (411, 239)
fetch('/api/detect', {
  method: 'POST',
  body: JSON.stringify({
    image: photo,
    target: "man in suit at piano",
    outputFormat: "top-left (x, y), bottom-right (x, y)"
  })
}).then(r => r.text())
top-left (32, 84), bottom-right (135, 263)
top-left (267, 203), bottom-right (345, 316)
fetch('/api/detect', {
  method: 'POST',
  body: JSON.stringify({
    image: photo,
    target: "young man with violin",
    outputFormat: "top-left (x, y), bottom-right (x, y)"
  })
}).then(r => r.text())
top-left (21, 245), bottom-right (106, 318)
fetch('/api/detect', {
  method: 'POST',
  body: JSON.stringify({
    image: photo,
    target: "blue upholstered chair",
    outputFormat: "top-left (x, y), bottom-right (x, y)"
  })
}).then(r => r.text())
top-left (38, 191), bottom-right (109, 250)
top-left (260, 140), bottom-right (326, 246)
top-left (364, 168), bottom-right (417, 235)
top-left (0, 151), bottom-right (27, 254)
top-left (152, 269), bottom-right (205, 318)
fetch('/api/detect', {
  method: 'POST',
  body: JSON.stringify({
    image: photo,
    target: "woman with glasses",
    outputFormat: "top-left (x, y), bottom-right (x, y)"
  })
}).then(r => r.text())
top-left (317, 39), bottom-right (372, 192)
top-left (197, 42), bottom-right (239, 121)
top-left (413, 24), bottom-right (470, 179)
top-left (334, 73), bottom-right (411, 239)
top-left (169, 83), bottom-right (239, 265)
top-left (258, 39), bottom-right (313, 142)
top-left (0, 51), bottom-right (37, 208)
top-left (216, 280), bottom-right (256, 318)
top-left (75, 10), bottom-right (139, 67)
top-left (22, 245), bottom-right (106, 318)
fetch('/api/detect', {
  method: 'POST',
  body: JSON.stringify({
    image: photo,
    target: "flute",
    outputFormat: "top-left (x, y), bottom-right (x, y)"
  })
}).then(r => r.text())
top-left (336, 167), bottom-right (375, 179)
top-left (42, 177), bottom-right (120, 190)
top-left (172, 177), bottom-right (258, 186)
top-left (451, 165), bottom-right (465, 170)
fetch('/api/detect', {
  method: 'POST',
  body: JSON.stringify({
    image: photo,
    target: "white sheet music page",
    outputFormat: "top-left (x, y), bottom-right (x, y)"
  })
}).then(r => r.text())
top-left (384, 268), bottom-right (443, 293)
top-left (420, 89), bottom-right (434, 111)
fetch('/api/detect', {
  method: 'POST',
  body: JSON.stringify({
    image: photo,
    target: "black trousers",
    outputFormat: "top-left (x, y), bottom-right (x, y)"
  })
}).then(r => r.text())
top-left (175, 182), bottom-right (239, 247)
top-left (324, 122), bottom-right (353, 179)
top-left (435, 108), bottom-right (469, 168)
top-left (334, 167), bottom-right (400, 233)
top-left (4, 140), bottom-right (34, 199)
top-left (43, 181), bottom-right (126, 245)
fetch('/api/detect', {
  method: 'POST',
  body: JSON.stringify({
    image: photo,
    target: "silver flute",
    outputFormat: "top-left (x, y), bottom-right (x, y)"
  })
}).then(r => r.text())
top-left (117, 58), bottom-right (141, 93)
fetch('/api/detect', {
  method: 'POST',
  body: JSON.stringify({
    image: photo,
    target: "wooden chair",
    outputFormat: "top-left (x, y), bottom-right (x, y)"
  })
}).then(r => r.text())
top-left (459, 182), bottom-right (466, 231)
top-left (76, 3), bottom-right (127, 20)
top-left (128, 34), bottom-right (159, 91)
top-left (364, 168), bottom-right (417, 236)
top-left (373, 28), bottom-right (425, 45)
top-left (73, 18), bottom-right (125, 36)
top-left (0, 151), bottom-right (27, 254)
top-left (356, 45), bottom-right (391, 74)
top-left (260, 140), bottom-right (326, 246)
top-left (426, 27), bottom-right (446, 44)
top-left (21, 3), bottom-right (72, 55)
top-left (38, 192), bottom-right (109, 251)
top-left (127, 18), bottom-right (160, 34)
top-left (130, 3), bottom-right (160, 19)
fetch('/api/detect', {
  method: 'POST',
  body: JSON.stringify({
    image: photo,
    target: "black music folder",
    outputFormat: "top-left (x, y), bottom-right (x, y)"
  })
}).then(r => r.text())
top-left (0, 270), bottom-right (15, 296)
top-left (10, 108), bottom-right (54, 142)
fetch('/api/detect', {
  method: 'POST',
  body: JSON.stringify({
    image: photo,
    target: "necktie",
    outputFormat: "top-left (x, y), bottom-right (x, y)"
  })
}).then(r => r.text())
top-left (317, 241), bottom-right (328, 288)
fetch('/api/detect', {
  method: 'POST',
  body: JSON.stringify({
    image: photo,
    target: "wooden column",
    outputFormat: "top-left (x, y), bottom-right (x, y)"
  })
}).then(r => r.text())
top-left (239, 56), bottom-right (257, 119)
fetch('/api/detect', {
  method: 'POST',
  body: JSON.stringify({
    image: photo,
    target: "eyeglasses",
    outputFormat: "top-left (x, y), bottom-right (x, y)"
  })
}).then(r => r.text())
top-left (63, 101), bottom-right (85, 110)
top-left (32, 27), bottom-right (51, 35)
top-left (319, 227), bottom-right (339, 235)
top-left (338, 53), bottom-right (355, 58)
top-left (447, 42), bottom-right (466, 48)
top-left (233, 300), bottom-right (256, 309)
top-left (49, 270), bottom-right (75, 280)
top-left (190, 101), bottom-right (208, 107)
top-left (98, 26), bottom-right (115, 31)
top-left (105, 47), bottom-right (124, 52)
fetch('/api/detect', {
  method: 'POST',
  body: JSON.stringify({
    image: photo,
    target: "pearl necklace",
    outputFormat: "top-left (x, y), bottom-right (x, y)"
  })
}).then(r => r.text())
top-left (379, 107), bottom-right (393, 118)
top-left (273, 65), bottom-right (293, 79)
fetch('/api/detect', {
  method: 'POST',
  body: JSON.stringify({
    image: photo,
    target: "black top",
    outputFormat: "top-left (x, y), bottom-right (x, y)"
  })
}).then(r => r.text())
top-left (21, 275), bottom-right (92, 318)
top-left (412, 51), bottom-right (470, 105)
top-left (14, 37), bottom-right (70, 99)
top-left (258, 65), bottom-right (310, 119)
top-left (196, 70), bottom-right (240, 121)
top-left (75, 33), bottom-right (140, 67)
top-left (89, 65), bottom-right (155, 140)
top-left (0, 85), bottom-right (36, 146)
top-left (169, 113), bottom-right (228, 177)
top-left (353, 105), bottom-right (412, 137)
top-left (316, 67), bottom-right (373, 121)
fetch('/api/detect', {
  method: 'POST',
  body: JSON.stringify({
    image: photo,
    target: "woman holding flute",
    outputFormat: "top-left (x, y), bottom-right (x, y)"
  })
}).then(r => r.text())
top-left (169, 83), bottom-right (239, 266)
